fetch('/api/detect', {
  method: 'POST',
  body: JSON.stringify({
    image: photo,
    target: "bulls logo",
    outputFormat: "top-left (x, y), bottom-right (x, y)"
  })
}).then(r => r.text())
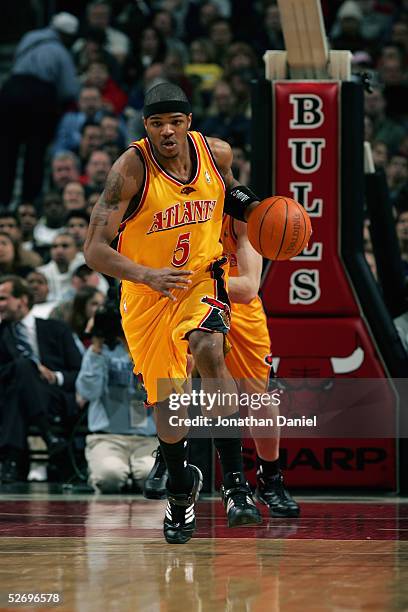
top-left (180, 186), bottom-right (196, 195)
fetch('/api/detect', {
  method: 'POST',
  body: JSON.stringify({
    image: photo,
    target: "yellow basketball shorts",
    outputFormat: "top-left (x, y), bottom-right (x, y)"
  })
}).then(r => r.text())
top-left (225, 296), bottom-right (273, 393)
top-left (120, 258), bottom-right (230, 404)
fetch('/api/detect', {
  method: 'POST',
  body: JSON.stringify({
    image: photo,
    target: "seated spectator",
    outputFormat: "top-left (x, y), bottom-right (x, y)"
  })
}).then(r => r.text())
top-left (152, 9), bottom-right (188, 64)
top-left (332, 0), bottom-right (391, 43)
top-left (208, 18), bottom-right (234, 66)
top-left (199, 79), bottom-right (251, 146)
top-left (163, 50), bottom-right (195, 104)
top-left (33, 192), bottom-right (67, 248)
top-left (364, 87), bottom-right (406, 153)
top-left (51, 152), bottom-right (81, 192)
top-left (185, 38), bottom-right (223, 95)
top-left (76, 300), bottom-right (156, 493)
top-left (0, 232), bottom-right (33, 277)
top-left (378, 56), bottom-right (408, 120)
top-left (83, 61), bottom-right (128, 115)
top-left (256, 3), bottom-right (285, 55)
top-left (50, 263), bottom-right (110, 322)
top-left (100, 114), bottom-right (126, 149)
top-left (390, 21), bottom-right (408, 57)
top-left (224, 42), bottom-right (260, 79)
top-left (52, 286), bottom-right (105, 352)
top-left (73, 27), bottom-right (121, 83)
top-left (138, 26), bottom-right (167, 73)
top-left (73, 0), bottom-right (131, 65)
top-left (26, 270), bottom-right (58, 319)
top-left (228, 70), bottom-right (253, 118)
top-left (330, 1), bottom-right (370, 53)
top-left (386, 155), bottom-right (408, 209)
top-left (77, 121), bottom-right (104, 171)
top-left (16, 203), bottom-right (39, 252)
top-left (82, 150), bottom-right (112, 192)
top-left (63, 181), bottom-right (86, 212)
top-left (66, 211), bottom-right (90, 248)
top-left (0, 276), bottom-right (82, 483)
top-left (0, 211), bottom-right (42, 269)
top-left (53, 86), bottom-right (104, 155)
top-left (38, 233), bottom-right (85, 301)
top-left (184, 1), bottom-right (220, 43)
top-left (372, 140), bottom-right (389, 169)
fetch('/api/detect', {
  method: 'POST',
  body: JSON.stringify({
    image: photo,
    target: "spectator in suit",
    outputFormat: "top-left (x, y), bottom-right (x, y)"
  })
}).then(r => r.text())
top-left (76, 300), bottom-right (156, 493)
top-left (0, 12), bottom-right (80, 207)
top-left (0, 275), bottom-right (82, 482)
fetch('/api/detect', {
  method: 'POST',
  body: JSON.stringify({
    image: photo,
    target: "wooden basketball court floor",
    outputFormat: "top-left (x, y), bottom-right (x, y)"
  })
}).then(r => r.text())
top-left (0, 487), bottom-right (407, 611)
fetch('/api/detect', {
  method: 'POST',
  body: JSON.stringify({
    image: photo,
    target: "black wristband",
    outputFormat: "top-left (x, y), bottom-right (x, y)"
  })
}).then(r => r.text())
top-left (224, 185), bottom-right (259, 222)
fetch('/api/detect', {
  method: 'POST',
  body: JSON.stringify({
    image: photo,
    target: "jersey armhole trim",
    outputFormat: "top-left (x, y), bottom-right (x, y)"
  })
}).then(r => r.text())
top-left (119, 143), bottom-right (150, 230)
top-left (197, 132), bottom-right (226, 192)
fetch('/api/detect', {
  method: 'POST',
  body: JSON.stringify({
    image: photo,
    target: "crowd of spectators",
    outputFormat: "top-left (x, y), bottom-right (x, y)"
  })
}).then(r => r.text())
top-left (0, 0), bottom-right (407, 486)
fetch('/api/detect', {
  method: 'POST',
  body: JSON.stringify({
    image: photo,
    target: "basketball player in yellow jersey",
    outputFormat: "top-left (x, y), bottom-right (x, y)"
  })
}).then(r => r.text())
top-left (84, 83), bottom-right (265, 544)
top-left (222, 215), bottom-right (300, 517)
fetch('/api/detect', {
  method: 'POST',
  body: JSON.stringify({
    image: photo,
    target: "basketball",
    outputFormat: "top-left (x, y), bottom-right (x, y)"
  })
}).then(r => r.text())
top-left (247, 196), bottom-right (312, 260)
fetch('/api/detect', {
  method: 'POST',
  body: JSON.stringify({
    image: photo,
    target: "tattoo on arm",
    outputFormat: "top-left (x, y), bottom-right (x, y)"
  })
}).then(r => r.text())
top-left (90, 170), bottom-right (125, 226)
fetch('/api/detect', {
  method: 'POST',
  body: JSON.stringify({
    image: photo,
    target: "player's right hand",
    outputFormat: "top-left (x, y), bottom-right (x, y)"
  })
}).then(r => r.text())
top-left (143, 267), bottom-right (193, 300)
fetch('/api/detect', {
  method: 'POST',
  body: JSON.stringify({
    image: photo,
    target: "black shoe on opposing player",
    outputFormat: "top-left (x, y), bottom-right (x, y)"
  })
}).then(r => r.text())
top-left (164, 465), bottom-right (203, 544)
top-left (221, 472), bottom-right (262, 528)
top-left (144, 447), bottom-right (168, 500)
top-left (255, 471), bottom-right (300, 517)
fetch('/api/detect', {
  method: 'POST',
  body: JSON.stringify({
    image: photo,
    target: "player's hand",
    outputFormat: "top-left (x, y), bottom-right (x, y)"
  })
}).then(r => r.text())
top-left (143, 267), bottom-right (193, 300)
top-left (38, 363), bottom-right (57, 385)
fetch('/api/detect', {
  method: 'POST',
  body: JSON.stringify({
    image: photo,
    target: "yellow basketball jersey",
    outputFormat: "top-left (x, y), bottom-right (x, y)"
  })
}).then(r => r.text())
top-left (119, 131), bottom-right (225, 293)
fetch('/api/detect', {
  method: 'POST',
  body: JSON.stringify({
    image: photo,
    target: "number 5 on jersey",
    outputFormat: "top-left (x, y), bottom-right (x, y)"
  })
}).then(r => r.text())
top-left (172, 232), bottom-right (191, 267)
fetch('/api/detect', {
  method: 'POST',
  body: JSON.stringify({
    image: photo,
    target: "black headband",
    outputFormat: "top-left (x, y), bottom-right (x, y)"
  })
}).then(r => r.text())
top-left (143, 100), bottom-right (191, 118)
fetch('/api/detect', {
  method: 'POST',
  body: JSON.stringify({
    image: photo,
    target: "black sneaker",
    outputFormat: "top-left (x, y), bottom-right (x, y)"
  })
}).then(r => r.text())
top-left (144, 447), bottom-right (168, 500)
top-left (221, 472), bottom-right (262, 528)
top-left (255, 471), bottom-right (300, 517)
top-left (164, 465), bottom-right (203, 544)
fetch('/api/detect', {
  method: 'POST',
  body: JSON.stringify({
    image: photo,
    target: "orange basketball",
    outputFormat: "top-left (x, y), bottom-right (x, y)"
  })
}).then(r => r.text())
top-left (247, 196), bottom-right (312, 260)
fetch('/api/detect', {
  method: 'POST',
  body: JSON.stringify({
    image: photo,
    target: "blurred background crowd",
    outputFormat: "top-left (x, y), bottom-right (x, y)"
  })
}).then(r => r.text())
top-left (0, 0), bottom-right (407, 488)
